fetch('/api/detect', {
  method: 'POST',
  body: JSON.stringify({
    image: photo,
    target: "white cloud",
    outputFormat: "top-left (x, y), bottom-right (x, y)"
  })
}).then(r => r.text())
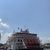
top-left (0, 18), bottom-right (2, 22)
top-left (0, 18), bottom-right (9, 29)
top-left (0, 18), bottom-right (11, 43)
top-left (39, 37), bottom-right (50, 44)
top-left (0, 32), bottom-right (12, 44)
top-left (0, 22), bottom-right (9, 28)
top-left (0, 33), bottom-right (8, 43)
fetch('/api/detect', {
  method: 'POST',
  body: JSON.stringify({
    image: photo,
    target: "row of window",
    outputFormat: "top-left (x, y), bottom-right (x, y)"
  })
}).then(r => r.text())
top-left (17, 39), bottom-right (22, 42)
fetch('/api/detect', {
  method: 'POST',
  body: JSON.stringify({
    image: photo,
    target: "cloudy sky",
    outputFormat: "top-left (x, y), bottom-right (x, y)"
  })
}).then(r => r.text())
top-left (0, 0), bottom-right (50, 43)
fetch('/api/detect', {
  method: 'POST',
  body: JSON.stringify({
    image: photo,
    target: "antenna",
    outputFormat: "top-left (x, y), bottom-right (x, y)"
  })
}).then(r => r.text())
top-left (18, 27), bottom-right (20, 30)
top-left (20, 28), bottom-right (22, 32)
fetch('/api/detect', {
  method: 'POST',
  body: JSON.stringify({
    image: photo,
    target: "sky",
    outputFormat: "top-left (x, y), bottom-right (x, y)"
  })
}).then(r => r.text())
top-left (0, 0), bottom-right (50, 43)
